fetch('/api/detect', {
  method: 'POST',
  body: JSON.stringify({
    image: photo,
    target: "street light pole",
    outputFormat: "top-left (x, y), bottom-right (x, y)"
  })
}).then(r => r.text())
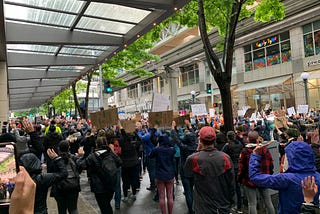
top-left (191, 90), bottom-right (196, 104)
top-left (300, 72), bottom-right (310, 105)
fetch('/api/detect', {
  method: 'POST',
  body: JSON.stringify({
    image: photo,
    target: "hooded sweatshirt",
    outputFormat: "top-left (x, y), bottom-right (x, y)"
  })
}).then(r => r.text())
top-left (249, 141), bottom-right (320, 214)
top-left (149, 135), bottom-right (175, 181)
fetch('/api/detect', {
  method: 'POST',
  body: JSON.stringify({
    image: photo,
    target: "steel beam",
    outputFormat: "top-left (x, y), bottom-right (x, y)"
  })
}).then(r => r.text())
top-left (6, 22), bottom-right (123, 46)
top-left (0, 0), bottom-right (6, 61)
top-left (8, 69), bottom-right (80, 80)
top-left (7, 52), bottom-right (96, 67)
top-left (79, 0), bottom-right (173, 10)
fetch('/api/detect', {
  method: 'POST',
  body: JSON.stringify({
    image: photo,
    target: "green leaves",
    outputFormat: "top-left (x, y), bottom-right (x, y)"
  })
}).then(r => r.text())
top-left (254, 0), bottom-right (285, 22)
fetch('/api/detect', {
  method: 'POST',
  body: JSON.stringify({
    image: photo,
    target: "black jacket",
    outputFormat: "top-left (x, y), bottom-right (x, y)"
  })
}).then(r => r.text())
top-left (43, 131), bottom-right (63, 172)
top-left (77, 146), bottom-right (122, 193)
top-left (20, 153), bottom-right (68, 214)
top-left (119, 129), bottom-right (140, 168)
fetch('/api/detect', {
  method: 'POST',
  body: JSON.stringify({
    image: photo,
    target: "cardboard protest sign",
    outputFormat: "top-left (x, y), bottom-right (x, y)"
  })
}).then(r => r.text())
top-left (191, 104), bottom-right (207, 115)
top-left (90, 108), bottom-right (118, 129)
top-left (121, 120), bottom-right (136, 133)
top-left (274, 116), bottom-right (287, 128)
top-left (173, 115), bottom-right (190, 126)
top-left (149, 110), bottom-right (173, 127)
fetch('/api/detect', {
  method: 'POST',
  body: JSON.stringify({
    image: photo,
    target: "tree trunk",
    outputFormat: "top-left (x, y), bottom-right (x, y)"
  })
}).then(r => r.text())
top-left (219, 83), bottom-right (233, 132)
top-left (72, 82), bottom-right (84, 118)
top-left (84, 73), bottom-right (92, 120)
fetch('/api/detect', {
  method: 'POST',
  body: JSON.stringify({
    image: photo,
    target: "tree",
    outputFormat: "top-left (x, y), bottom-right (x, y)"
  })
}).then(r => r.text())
top-left (168, 0), bottom-right (285, 131)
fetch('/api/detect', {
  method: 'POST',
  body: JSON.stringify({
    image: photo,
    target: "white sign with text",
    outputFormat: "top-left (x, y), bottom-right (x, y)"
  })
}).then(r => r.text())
top-left (191, 104), bottom-right (207, 115)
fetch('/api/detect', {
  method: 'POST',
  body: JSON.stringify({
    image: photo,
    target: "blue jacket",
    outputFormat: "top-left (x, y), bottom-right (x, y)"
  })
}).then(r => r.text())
top-left (249, 141), bottom-right (320, 214)
top-left (137, 130), bottom-right (154, 155)
top-left (149, 135), bottom-right (176, 181)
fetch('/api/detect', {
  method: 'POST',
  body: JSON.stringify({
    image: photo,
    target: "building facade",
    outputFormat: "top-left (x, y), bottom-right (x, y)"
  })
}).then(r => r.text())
top-left (108, 0), bottom-right (320, 115)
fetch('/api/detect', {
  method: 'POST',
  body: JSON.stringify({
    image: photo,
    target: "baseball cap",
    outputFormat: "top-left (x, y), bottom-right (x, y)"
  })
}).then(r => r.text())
top-left (199, 126), bottom-right (216, 141)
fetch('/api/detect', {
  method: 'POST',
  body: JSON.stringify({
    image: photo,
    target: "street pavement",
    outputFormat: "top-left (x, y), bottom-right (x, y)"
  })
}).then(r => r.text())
top-left (47, 172), bottom-right (278, 214)
top-left (47, 171), bottom-right (188, 214)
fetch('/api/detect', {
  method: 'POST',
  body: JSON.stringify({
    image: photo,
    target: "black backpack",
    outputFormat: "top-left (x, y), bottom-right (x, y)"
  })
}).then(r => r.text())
top-left (94, 150), bottom-right (121, 190)
top-left (56, 158), bottom-right (80, 192)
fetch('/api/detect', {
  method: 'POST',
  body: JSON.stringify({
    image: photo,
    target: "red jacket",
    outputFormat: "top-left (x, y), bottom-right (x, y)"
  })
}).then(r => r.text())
top-left (238, 146), bottom-right (273, 187)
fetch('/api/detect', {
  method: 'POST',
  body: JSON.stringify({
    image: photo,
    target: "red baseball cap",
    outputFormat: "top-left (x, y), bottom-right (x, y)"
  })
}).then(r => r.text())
top-left (199, 126), bottom-right (216, 141)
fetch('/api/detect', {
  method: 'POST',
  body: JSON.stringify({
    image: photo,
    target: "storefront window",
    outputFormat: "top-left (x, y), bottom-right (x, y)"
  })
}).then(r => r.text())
top-left (303, 20), bottom-right (320, 57)
top-left (244, 31), bottom-right (291, 71)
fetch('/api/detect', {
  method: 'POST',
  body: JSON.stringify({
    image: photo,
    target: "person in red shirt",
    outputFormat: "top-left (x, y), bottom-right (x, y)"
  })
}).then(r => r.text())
top-left (238, 131), bottom-right (275, 214)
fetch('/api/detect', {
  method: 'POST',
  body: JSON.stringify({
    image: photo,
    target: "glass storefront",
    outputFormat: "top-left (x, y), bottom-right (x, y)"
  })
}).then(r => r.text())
top-left (244, 31), bottom-right (291, 72)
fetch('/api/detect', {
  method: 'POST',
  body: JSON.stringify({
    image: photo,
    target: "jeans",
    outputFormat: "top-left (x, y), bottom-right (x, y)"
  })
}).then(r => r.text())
top-left (54, 193), bottom-right (79, 214)
top-left (234, 168), bottom-right (242, 209)
top-left (244, 186), bottom-right (275, 214)
top-left (156, 179), bottom-right (174, 214)
top-left (146, 155), bottom-right (156, 189)
top-left (181, 175), bottom-right (194, 214)
top-left (95, 191), bottom-right (114, 214)
top-left (114, 168), bottom-right (121, 207)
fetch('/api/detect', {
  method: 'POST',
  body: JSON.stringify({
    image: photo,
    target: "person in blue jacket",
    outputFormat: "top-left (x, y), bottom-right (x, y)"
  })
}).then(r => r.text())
top-left (249, 141), bottom-right (320, 213)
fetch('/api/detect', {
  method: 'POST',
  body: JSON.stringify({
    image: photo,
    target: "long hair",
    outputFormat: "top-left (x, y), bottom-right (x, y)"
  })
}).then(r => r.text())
top-left (59, 140), bottom-right (70, 164)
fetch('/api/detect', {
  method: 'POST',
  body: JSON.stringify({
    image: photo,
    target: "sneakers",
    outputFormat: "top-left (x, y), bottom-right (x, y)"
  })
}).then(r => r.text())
top-left (129, 194), bottom-right (136, 201)
top-left (122, 197), bottom-right (128, 202)
top-left (146, 187), bottom-right (156, 191)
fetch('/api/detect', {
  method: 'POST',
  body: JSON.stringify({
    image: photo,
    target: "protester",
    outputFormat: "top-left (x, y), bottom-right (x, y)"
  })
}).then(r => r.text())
top-left (19, 149), bottom-right (68, 214)
top-left (51, 140), bottom-right (81, 214)
top-left (149, 134), bottom-right (176, 214)
top-left (249, 141), bottom-right (320, 213)
top-left (77, 137), bottom-right (122, 214)
top-left (184, 126), bottom-right (235, 213)
top-left (238, 131), bottom-right (275, 214)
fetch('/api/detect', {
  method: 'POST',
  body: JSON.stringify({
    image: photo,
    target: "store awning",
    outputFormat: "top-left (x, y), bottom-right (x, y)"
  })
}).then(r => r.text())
top-left (294, 70), bottom-right (320, 82)
top-left (236, 75), bottom-right (291, 92)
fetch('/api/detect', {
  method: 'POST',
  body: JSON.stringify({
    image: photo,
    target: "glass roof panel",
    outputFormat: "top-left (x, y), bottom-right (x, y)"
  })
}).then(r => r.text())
top-left (5, 0), bottom-right (84, 13)
top-left (7, 44), bottom-right (58, 54)
top-left (85, 2), bottom-right (151, 23)
top-left (60, 47), bottom-right (104, 57)
top-left (77, 17), bottom-right (135, 35)
top-left (64, 45), bottom-right (112, 51)
top-left (49, 66), bottom-right (85, 71)
top-left (4, 4), bottom-right (75, 27)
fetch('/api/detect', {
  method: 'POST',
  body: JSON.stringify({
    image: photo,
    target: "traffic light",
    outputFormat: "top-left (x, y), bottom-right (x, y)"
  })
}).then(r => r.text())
top-left (104, 80), bottom-right (112, 93)
top-left (206, 83), bottom-right (212, 94)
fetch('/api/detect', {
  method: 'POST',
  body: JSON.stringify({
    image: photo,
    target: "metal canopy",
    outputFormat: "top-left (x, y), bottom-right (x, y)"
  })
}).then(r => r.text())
top-left (1, 0), bottom-right (190, 110)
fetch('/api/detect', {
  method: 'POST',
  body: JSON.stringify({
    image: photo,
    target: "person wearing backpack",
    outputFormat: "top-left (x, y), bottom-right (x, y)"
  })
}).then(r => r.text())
top-left (77, 137), bottom-right (122, 214)
top-left (51, 140), bottom-right (81, 214)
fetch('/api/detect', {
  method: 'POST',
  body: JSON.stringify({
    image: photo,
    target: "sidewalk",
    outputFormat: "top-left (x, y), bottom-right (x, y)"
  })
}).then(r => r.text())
top-left (47, 172), bottom-right (188, 214)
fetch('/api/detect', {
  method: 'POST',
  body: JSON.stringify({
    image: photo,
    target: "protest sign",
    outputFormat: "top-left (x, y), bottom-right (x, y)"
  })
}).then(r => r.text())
top-left (191, 104), bottom-right (207, 115)
top-left (121, 120), bottom-right (136, 133)
top-left (297, 105), bottom-right (309, 114)
top-left (90, 108), bottom-right (118, 129)
top-left (209, 108), bottom-right (215, 117)
top-left (149, 110), bottom-right (173, 127)
top-left (151, 93), bottom-right (170, 112)
top-left (287, 107), bottom-right (296, 116)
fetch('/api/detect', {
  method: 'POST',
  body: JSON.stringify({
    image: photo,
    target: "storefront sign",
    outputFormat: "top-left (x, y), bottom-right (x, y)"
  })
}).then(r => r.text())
top-left (255, 36), bottom-right (277, 48)
top-left (307, 59), bottom-right (320, 67)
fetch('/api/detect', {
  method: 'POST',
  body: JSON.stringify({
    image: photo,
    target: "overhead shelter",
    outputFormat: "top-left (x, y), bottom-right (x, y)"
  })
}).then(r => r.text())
top-left (0, 0), bottom-right (190, 111)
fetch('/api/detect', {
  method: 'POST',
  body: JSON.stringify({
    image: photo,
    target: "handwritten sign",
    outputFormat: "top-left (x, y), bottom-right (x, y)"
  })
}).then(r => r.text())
top-left (151, 93), bottom-right (170, 112)
top-left (287, 107), bottom-right (296, 116)
top-left (90, 108), bottom-right (118, 129)
top-left (121, 120), bottom-right (136, 133)
top-left (191, 104), bottom-right (207, 116)
top-left (209, 108), bottom-right (215, 117)
top-left (297, 105), bottom-right (309, 114)
top-left (149, 110), bottom-right (173, 127)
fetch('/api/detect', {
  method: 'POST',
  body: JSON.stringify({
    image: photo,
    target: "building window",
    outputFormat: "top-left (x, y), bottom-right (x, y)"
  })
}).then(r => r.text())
top-left (244, 31), bottom-right (291, 72)
top-left (157, 77), bottom-right (165, 93)
top-left (128, 84), bottom-right (138, 98)
top-left (178, 63), bottom-right (199, 88)
top-left (303, 20), bottom-right (320, 57)
top-left (141, 79), bottom-right (153, 95)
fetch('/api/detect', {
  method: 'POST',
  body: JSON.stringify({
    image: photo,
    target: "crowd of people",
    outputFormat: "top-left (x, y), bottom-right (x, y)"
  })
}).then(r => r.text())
top-left (1, 109), bottom-right (320, 214)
